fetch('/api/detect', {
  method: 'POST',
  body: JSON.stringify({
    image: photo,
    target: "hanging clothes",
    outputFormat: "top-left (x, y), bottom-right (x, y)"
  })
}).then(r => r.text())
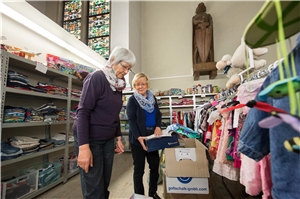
top-left (238, 37), bottom-right (300, 199)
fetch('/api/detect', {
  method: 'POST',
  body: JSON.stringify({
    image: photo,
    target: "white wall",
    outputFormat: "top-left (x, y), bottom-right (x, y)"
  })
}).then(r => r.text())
top-left (129, 1), bottom-right (142, 80)
top-left (1, 1), bottom-right (107, 69)
top-left (111, 0), bottom-right (142, 84)
top-left (111, 1), bottom-right (130, 50)
top-left (141, 1), bottom-right (297, 92)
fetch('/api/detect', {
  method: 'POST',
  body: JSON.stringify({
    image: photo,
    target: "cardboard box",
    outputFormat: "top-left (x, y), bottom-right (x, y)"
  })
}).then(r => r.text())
top-left (164, 139), bottom-right (210, 195)
top-left (146, 132), bottom-right (181, 152)
top-left (162, 169), bottom-right (213, 199)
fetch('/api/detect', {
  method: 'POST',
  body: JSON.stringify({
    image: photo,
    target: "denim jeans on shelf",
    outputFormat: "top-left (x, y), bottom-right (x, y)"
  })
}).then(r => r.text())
top-left (238, 33), bottom-right (300, 199)
top-left (74, 130), bottom-right (115, 199)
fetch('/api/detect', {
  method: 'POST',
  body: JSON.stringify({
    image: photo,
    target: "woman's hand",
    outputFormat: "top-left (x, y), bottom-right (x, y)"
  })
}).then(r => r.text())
top-left (154, 127), bottom-right (162, 136)
top-left (77, 144), bottom-right (93, 173)
top-left (138, 136), bottom-right (147, 151)
top-left (115, 140), bottom-right (125, 154)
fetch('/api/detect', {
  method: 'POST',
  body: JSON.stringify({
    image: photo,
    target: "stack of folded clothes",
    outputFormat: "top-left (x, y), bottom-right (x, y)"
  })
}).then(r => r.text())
top-left (35, 103), bottom-right (58, 123)
top-left (52, 132), bottom-right (73, 143)
top-left (1, 141), bottom-right (23, 161)
top-left (3, 106), bottom-right (26, 123)
top-left (10, 136), bottom-right (40, 155)
top-left (36, 82), bottom-right (67, 96)
top-left (7, 70), bottom-right (47, 93)
top-left (56, 108), bottom-right (67, 121)
top-left (38, 139), bottom-right (55, 151)
top-left (24, 108), bottom-right (44, 122)
top-left (70, 109), bottom-right (76, 120)
top-left (71, 88), bottom-right (81, 98)
top-left (6, 70), bottom-right (30, 90)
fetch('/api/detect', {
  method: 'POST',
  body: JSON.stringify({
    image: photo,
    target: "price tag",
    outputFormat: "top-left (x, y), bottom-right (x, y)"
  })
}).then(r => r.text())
top-left (201, 94), bottom-right (206, 98)
top-left (35, 62), bottom-right (48, 74)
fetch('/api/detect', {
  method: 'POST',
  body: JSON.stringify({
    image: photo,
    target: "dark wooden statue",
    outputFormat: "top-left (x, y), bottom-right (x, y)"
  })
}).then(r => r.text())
top-left (192, 2), bottom-right (217, 79)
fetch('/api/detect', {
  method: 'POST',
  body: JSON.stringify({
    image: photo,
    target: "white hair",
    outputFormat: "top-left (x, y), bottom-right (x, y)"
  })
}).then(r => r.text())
top-left (107, 46), bottom-right (136, 67)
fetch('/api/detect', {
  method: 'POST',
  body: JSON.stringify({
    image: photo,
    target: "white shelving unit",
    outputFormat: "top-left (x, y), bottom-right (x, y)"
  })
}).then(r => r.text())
top-left (0, 50), bottom-right (82, 198)
top-left (157, 93), bottom-right (217, 125)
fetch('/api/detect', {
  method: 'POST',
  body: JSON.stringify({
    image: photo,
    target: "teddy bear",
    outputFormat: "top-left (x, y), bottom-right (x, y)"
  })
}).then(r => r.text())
top-left (231, 38), bottom-right (268, 70)
top-left (216, 39), bottom-right (268, 89)
top-left (216, 54), bottom-right (244, 89)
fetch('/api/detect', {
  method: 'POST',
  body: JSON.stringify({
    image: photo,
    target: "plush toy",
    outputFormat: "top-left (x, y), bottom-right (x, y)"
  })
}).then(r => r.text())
top-left (216, 54), bottom-right (244, 89)
top-left (231, 38), bottom-right (268, 70)
top-left (216, 39), bottom-right (268, 89)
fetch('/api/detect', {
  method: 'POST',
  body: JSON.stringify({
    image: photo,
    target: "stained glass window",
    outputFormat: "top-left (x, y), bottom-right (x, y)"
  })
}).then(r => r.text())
top-left (88, 37), bottom-right (110, 59)
top-left (62, 0), bottom-right (111, 60)
top-left (63, 19), bottom-right (81, 40)
top-left (88, 0), bottom-right (110, 59)
top-left (63, 0), bottom-right (82, 39)
top-left (89, 0), bottom-right (110, 15)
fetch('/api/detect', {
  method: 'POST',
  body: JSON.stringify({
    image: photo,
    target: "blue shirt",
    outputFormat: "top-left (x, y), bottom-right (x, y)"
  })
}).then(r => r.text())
top-left (145, 108), bottom-right (156, 127)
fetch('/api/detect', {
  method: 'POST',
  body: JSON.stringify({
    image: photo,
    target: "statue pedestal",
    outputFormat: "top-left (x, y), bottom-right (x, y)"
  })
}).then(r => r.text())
top-left (193, 62), bottom-right (217, 80)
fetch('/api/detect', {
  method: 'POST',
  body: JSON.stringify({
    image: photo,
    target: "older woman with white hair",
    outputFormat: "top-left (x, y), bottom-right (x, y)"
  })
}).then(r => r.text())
top-left (73, 46), bottom-right (136, 199)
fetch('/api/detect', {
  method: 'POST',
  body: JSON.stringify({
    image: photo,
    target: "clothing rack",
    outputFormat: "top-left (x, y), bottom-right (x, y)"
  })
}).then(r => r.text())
top-left (242, 58), bottom-right (284, 84)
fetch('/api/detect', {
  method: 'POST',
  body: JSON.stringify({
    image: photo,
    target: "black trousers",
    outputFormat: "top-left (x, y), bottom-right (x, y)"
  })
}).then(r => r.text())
top-left (130, 142), bottom-right (160, 197)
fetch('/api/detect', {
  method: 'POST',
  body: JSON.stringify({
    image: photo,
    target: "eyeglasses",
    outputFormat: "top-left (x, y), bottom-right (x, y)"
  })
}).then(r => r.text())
top-left (119, 62), bottom-right (135, 74)
top-left (136, 83), bottom-right (147, 87)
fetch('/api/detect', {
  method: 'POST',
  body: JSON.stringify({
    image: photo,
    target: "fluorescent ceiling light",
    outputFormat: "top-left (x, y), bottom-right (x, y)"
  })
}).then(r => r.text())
top-left (0, 2), bottom-right (104, 69)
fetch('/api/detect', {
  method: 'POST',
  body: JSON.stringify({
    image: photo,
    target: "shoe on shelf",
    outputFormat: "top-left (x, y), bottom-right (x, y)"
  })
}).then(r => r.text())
top-left (152, 193), bottom-right (161, 199)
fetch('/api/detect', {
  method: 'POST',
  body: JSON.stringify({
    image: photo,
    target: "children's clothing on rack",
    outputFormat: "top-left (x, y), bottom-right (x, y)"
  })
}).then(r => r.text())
top-left (238, 37), bottom-right (300, 199)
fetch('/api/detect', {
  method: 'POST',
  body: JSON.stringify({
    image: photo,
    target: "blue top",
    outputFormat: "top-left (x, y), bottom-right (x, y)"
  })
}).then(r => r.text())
top-left (145, 100), bottom-right (157, 127)
top-left (72, 70), bottom-right (122, 146)
top-left (126, 95), bottom-right (162, 147)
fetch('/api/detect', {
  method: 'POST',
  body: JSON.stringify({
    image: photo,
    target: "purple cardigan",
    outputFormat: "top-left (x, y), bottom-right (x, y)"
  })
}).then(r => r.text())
top-left (73, 70), bottom-right (122, 146)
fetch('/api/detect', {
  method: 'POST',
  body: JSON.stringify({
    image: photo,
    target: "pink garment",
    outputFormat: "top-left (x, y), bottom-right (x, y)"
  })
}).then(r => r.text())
top-left (240, 154), bottom-right (273, 199)
top-left (233, 128), bottom-right (241, 168)
top-left (236, 78), bottom-right (265, 114)
top-left (213, 109), bottom-right (240, 181)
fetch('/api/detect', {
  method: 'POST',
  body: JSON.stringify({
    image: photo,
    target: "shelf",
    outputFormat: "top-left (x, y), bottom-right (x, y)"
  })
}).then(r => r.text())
top-left (1, 49), bottom-right (83, 198)
top-left (123, 91), bottom-right (134, 95)
top-left (71, 76), bottom-right (83, 86)
top-left (1, 145), bottom-right (66, 166)
top-left (156, 93), bottom-right (217, 99)
top-left (120, 118), bottom-right (128, 120)
top-left (68, 142), bottom-right (75, 147)
top-left (155, 96), bottom-right (170, 99)
top-left (159, 106), bottom-right (170, 109)
top-left (68, 169), bottom-right (79, 178)
top-left (171, 105), bottom-right (194, 108)
top-left (7, 52), bottom-right (70, 79)
top-left (71, 97), bottom-right (80, 102)
top-left (23, 178), bottom-right (64, 199)
top-left (122, 131), bottom-right (129, 135)
top-left (5, 87), bottom-right (68, 100)
top-left (2, 121), bottom-right (68, 128)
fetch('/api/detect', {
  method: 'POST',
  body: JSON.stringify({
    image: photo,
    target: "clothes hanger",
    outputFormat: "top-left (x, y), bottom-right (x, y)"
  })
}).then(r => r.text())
top-left (268, 58), bottom-right (283, 73)
top-left (238, 47), bottom-right (255, 84)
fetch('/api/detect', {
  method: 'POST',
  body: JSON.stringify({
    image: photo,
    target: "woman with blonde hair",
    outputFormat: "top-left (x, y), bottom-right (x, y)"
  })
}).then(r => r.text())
top-left (126, 72), bottom-right (162, 199)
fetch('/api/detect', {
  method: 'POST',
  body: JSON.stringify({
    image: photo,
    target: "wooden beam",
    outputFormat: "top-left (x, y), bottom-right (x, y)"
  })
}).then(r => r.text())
top-left (193, 62), bottom-right (217, 72)
top-left (209, 69), bottom-right (217, 79)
